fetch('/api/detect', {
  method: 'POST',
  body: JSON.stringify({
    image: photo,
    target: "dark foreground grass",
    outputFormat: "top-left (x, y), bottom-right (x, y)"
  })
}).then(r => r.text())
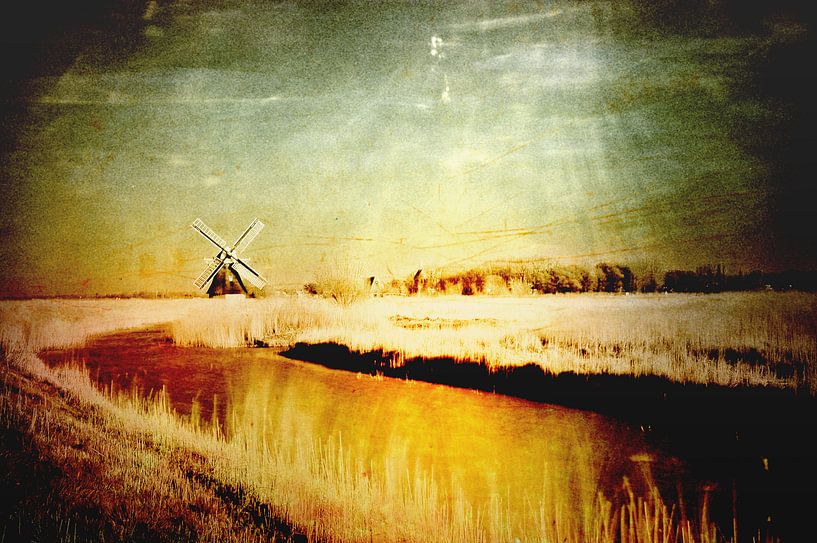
top-left (0, 364), bottom-right (311, 543)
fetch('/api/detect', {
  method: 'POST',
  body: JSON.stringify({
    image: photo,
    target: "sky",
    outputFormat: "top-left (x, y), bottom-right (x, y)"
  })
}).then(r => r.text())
top-left (1, 0), bottom-right (815, 296)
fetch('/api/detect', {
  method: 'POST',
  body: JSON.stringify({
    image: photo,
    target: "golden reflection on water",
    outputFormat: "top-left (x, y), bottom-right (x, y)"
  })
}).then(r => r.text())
top-left (42, 329), bottom-right (663, 528)
top-left (224, 350), bottom-right (654, 517)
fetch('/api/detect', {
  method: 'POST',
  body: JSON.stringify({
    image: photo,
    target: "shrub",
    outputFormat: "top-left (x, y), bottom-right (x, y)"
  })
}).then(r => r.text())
top-left (309, 259), bottom-right (369, 305)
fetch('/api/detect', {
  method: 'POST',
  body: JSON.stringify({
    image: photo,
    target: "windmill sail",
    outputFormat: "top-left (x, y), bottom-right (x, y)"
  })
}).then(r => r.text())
top-left (192, 218), bottom-right (229, 252)
top-left (232, 258), bottom-right (267, 289)
top-left (233, 219), bottom-right (264, 256)
top-left (194, 257), bottom-right (226, 289)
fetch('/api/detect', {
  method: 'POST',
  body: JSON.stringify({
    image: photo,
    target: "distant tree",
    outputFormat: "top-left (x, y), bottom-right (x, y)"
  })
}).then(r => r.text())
top-left (696, 265), bottom-right (717, 292)
top-left (387, 278), bottom-right (406, 295)
top-left (496, 267), bottom-right (513, 285)
top-left (461, 269), bottom-right (485, 295)
top-left (579, 269), bottom-right (595, 292)
top-left (662, 270), bottom-right (697, 292)
top-left (530, 267), bottom-right (550, 294)
top-left (549, 265), bottom-right (583, 293)
top-left (543, 268), bottom-right (561, 294)
top-left (620, 266), bottom-right (635, 292)
top-left (594, 264), bottom-right (606, 292)
top-left (309, 258), bottom-right (369, 304)
top-left (714, 263), bottom-right (725, 292)
top-left (639, 270), bottom-right (658, 292)
top-left (633, 259), bottom-right (661, 293)
top-left (483, 274), bottom-right (510, 295)
top-left (745, 270), bottom-right (764, 290)
top-left (596, 263), bottom-right (625, 293)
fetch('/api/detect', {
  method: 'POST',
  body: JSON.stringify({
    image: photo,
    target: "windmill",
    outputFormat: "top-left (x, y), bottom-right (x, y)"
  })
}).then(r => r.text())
top-left (191, 218), bottom-right (268, 297)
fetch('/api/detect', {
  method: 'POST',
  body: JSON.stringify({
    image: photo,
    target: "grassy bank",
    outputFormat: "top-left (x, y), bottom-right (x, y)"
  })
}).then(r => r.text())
top-left (0, 296), bottom-right (768, 542)
top-left (0, 363), bottom-right (307, 543)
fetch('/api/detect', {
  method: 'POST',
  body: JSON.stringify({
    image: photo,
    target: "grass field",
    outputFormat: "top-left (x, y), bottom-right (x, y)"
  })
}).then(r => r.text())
top-left (2, 292), bottom-right (810, 541)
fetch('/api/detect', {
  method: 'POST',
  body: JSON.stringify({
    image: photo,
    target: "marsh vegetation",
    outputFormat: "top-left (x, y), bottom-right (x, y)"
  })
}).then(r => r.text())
top-left (2, 293), bottom-right (814, 542)
top-left (167, 292), bottom-right (817, 393)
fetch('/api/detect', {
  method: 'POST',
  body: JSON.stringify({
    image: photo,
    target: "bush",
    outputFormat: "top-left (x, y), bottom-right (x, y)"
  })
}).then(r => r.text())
top-left (308, 259), bottom-right (369, 305)
top-left (460, 270), bottom-right (485, 295)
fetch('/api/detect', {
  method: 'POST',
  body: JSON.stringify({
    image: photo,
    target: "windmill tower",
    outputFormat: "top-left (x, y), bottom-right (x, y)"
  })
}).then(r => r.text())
top-left (191, 218), bottom-right (268, 297)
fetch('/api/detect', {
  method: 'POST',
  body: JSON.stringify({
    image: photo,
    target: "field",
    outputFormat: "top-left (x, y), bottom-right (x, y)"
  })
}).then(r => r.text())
top-left (2, 292), bottom-right (815, 542)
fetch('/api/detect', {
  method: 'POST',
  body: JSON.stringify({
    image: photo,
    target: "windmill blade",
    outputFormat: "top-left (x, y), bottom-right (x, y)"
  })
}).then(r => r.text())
top-left (194, 257), bottom-right (226, 289)
top-left (232, 218), bottom-right (265, 256)
top-left (192, 218), bottom-right (230, 252)
top-left (232, 258), bottom-right (267, 289)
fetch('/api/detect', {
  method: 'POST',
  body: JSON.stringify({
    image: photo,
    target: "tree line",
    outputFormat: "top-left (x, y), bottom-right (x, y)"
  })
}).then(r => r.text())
top-left (385, 263), bottom-right (817, 296)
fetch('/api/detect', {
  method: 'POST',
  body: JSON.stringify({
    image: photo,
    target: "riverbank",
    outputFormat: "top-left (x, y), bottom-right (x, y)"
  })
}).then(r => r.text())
top-left (3, 294), bottom-right (813, 541)
top-left (280, 341), bottom-right (817, 427)
top-left (0, 359), bottom-right (309, 543)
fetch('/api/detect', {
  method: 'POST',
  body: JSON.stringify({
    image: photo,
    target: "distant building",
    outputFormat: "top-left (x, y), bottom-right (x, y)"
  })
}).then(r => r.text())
top-left (365, 276), bottom-right (383, 296)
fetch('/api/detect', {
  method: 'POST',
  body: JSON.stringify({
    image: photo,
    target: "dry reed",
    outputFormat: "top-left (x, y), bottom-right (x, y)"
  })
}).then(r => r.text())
top-left (165, 292), bottom-right (817, 392)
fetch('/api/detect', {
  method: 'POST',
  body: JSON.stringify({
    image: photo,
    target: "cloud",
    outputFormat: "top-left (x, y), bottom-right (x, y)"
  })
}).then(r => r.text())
top-left (203, 175), bottom-right (221, 187)
top-left (167, 154), bottom-right (191, 167)
top-left (447, 10), bottom-right (563, 33)
top-left (442, 148), bottom-right (492, 174)
top-left (35, 94), bottom-right (285, 106)
top-left (34, 69), bottom-right (287, 107)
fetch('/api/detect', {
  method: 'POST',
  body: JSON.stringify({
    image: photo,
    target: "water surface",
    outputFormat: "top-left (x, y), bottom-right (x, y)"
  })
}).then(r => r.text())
top-left (42, 327), bottom-right (790, 539)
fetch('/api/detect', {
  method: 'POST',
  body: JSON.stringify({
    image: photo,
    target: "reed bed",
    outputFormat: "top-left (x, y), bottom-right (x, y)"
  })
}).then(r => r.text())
top-left (168, 292), bottom-right (817, 392)
top-left (0, 295), bottom-right (772, 541)
top-left (0, 298), bottom-right (201, 352)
